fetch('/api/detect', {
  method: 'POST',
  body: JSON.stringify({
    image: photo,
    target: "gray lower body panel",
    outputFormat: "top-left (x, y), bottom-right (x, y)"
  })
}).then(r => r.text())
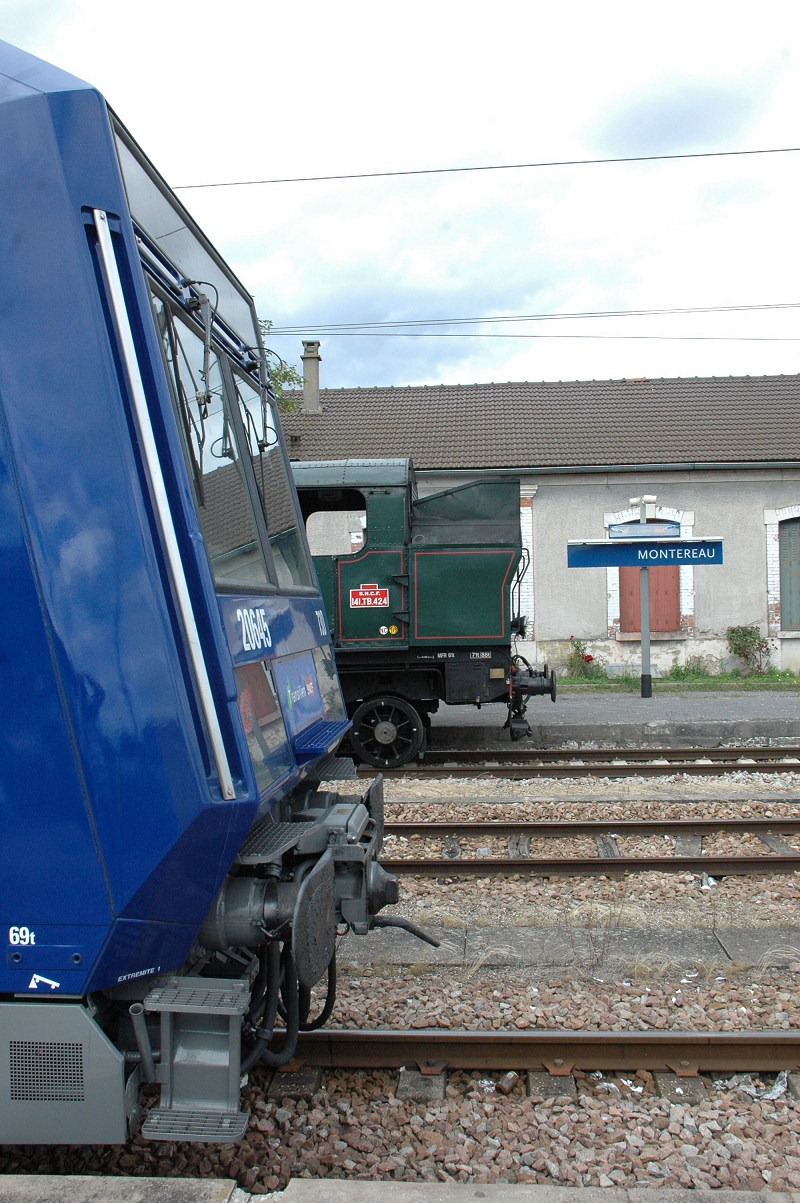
top-left (0, 1001), bottom-right (126, 1145)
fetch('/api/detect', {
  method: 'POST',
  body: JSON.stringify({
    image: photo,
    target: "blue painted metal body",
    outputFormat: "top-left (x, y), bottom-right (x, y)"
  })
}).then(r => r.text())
top-left (0, 42), bottom-right (346, 997)
top-left (567, 539), bottom-right (724, 568)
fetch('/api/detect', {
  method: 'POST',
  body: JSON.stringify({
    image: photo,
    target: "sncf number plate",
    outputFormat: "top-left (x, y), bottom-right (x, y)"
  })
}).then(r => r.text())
top-left (350, 583), bottom-right (389, 608)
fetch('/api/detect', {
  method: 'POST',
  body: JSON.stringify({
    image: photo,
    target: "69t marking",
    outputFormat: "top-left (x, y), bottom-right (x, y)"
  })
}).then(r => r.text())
top-left (8, 926), bottom-right (35, 945)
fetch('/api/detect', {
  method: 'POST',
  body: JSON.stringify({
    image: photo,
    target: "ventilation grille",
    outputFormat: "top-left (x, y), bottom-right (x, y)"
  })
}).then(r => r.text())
top-left (9, 1040), bottom-right (84, 1102)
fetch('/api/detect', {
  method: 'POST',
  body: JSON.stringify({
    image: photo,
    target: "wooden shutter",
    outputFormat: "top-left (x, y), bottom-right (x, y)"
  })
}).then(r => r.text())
top-left (779, 518), bottom-right (800, 631)
top-left (619, 565), bottom-right (680, 632)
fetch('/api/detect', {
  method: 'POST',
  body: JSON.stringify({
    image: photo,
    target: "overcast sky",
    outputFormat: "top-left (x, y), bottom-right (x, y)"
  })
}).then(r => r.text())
top-left (4, 1), bottom-right (800, 388)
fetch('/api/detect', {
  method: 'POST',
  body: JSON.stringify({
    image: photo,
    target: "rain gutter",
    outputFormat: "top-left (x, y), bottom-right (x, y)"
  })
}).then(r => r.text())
top-left (420, 460), bottom-right (800, 476)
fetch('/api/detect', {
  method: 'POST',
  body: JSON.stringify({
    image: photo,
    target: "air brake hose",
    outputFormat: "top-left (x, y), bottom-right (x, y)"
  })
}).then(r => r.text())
top-left (298, 953), bottom-right (337, 1032)
top-left (249, 938), bottom-right (281, 1029)
top-left (242, 943), bottom-right (300, 1071)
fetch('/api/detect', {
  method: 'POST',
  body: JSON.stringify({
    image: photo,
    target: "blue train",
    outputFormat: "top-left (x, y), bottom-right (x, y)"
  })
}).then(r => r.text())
top-left (0, 41), bottom-right (427, 1145)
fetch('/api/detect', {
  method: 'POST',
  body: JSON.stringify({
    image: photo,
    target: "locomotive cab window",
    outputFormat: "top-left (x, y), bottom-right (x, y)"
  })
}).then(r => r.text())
top-left (153, 292), bottom-right (313, 593)
top-left (233, 661), bottom-right (292, 792)
top-left (153, 297), bottom-right (270, 589)
top-left (232, 371), bottom-right (313, 589)
top-left (299, 488), bottom-right (368, 557)
top-left (306, 508), bottom-right (367, 556)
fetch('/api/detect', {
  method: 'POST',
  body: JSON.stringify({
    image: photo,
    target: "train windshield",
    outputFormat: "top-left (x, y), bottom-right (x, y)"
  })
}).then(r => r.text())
top-left (153, 298), bottom-right (271, 587)
top-left (152, 296), bottom-right (313, 591)
top-left (113, 117), bottom-right (314, 595)
top-left (114, 130), bottom-right (256, 347)
top-left (233, 372), bottom-right (312, 589)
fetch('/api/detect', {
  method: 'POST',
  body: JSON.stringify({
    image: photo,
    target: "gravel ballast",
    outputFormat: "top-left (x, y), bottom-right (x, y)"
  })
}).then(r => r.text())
top-left (5, 1067), bottom-right (800, 1193)
top-left (4, 772), bottom-right (800, 1193)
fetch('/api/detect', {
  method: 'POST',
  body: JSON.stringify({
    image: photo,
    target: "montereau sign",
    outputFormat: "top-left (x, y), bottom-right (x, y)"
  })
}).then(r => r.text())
top-left (567, 538), bottom-right (724, 569)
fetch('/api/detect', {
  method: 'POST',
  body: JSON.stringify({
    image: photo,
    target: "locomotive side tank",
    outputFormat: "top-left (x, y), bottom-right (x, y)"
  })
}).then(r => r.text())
top-left (293, 459), bottom-right (556, 767)
top-left (0, 41), bottom-right (423, 1146)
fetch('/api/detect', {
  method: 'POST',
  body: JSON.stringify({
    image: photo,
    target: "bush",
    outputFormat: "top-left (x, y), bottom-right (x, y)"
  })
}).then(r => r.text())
top-left (565, 636), bottom-right (605, 679)
top-left (726, 624), bottom-right (773, 674)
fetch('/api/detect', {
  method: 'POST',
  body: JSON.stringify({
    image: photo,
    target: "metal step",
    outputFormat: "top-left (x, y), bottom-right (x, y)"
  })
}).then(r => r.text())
top-left (142, 1107), bottom-right (248, 1143)
top-left (144, 977), bottom-right (249, 1015)
top-left (238, 816), bottom-right (322, 864)
top-left (293, 718), bottom-right (351, 761)
top-left (307, 753), bottom-right (358, 781)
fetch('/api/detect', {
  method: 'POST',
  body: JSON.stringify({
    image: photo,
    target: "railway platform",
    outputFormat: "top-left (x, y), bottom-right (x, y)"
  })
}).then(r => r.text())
top-left (0, 1179), bottom-right (794, 1202)
top-left (429, 690), bottom-right (800, 750)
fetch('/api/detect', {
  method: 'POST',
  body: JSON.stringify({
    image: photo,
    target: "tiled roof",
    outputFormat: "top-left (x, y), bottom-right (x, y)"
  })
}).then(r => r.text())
top-left (280, 374), bottom-right (800, 470)
top-left (198, 451), bottom-right (298, 558)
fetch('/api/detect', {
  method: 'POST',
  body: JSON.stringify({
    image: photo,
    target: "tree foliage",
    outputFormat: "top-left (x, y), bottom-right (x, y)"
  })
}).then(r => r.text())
top-left (258, 319), bottom-right (302, 413)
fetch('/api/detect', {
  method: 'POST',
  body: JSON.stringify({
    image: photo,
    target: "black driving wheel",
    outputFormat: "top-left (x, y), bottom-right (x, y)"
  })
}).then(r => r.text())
top-left (350, 696), bottom-right (425, 769)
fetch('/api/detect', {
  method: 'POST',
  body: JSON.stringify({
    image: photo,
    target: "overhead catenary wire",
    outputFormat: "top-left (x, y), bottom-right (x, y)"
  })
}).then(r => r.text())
top-left (174, 144), bottom-right (800, 189)
top-left (268, 299), bottom-right (800, 335)
top-left (269, 332), bottom-right (800, 341)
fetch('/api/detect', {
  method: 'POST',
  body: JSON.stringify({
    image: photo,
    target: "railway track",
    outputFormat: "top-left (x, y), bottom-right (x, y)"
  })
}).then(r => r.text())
top-left (296, 1027), bottom-right (800, 1074)
top-left (380, 815), bottom-right (800, 877)
top-left (358, 744), bottom-right (800, 779)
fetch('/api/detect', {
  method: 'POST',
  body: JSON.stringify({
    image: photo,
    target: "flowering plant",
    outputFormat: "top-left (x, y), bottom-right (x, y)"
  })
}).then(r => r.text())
top-left (566, 636), bottom-right (597, 676)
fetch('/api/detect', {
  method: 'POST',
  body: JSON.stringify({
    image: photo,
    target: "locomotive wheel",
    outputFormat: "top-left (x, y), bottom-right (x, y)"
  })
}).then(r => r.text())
top-left (350, 696), bottom-right (425, 769)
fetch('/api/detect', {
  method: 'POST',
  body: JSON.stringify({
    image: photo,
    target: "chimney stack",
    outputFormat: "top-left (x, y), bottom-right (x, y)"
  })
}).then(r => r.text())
top-left (301, 340), bottom-right (322, 414)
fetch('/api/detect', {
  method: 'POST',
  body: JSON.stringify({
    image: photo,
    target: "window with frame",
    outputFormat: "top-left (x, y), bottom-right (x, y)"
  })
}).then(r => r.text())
top-left (232, 372), bottom-right (313, 589)
top-left (780, 517), bottom-right (800, 631)
top-left (618, 519), bottom-right (680, 633)
top-left (152, 292), bottom-right (312, 592)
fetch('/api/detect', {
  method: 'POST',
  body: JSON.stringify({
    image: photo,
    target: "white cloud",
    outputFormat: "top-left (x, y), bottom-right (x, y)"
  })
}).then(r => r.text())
top-left (3, 0), bottom-right (800, 386)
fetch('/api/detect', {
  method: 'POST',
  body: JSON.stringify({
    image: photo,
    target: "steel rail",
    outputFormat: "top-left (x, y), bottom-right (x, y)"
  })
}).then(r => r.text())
top-left (363, 762), bottom-right (800, 780)
top-left (422, 746), bottom-right (800, 765)
top-left (295, 1027), bottom-right (800, 1073)
top-left (385, 817), bottom-right (800, 838)
top-left (356, 745), bottom-right (800, 780)
top-left (380, 854), bottom-right (800, 876)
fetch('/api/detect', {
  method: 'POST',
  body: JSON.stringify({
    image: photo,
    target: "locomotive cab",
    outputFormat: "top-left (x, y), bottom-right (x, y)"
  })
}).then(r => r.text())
top-left (0, 41), bottom-right (429, 1147)
top-left (293, 459), bottom-right (557, 767)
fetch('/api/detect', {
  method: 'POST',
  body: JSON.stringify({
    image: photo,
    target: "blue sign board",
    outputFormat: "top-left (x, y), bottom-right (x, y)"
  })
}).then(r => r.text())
top-left (608, 522), bottom-right (680, 540)
top-left (568, 539), bottom-right (723, 568)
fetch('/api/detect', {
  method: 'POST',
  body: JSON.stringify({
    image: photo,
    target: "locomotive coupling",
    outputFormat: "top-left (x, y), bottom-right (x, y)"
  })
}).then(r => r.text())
top-left (198, 776), bottom-right (420, 988)
top-left (512, 666), bottom-right (557, 704)
top-left (506, 662), bottom-right (557, 740)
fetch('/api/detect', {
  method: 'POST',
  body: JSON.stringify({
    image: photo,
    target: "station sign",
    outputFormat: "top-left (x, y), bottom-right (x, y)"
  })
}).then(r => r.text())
top-left (567, 538), bottom-right (723, 568)
top-left (608, 521), bottom-right (680, 540)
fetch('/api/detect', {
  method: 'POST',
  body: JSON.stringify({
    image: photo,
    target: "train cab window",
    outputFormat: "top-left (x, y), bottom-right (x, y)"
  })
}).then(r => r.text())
top-left (233, 373), bottom-right (313, 590)
top-left (311, 644), bottom-right (347, 720)
top-left (306, 508), bottom-right (367, 556)
top-left (233, 661), bottom-right (292, 791)
top-left (154, 299), bottom-right (271, 589)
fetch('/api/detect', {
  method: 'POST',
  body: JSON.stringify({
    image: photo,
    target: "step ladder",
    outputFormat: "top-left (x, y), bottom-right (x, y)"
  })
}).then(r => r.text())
top-left (141, 976), bottom-right (250, 1142)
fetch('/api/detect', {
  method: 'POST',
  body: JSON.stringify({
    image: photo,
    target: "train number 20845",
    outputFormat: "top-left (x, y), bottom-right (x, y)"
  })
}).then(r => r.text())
top-left (8, 926), bottom-right (36, 945)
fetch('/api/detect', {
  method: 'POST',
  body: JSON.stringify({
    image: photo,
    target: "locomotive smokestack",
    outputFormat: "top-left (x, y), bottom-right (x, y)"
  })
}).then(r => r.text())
top-left (301, 340), bottom-right (322, 414)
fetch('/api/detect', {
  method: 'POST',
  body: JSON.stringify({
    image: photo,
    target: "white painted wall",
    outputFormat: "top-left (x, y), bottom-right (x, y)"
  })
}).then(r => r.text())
top-left (417, 467), bottom-right (800, 673)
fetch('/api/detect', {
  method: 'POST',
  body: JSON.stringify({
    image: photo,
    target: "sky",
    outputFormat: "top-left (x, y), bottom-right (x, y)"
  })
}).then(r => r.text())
top-left (4, 0), bottom-right (800, 389)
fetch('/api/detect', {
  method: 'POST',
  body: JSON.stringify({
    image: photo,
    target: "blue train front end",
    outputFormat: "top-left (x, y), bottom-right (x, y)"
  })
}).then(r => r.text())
top-left (0, 41), bottom-right (417, 1145)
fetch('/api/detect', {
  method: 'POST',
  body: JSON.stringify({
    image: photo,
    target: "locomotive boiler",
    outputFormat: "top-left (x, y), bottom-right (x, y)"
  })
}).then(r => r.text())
top-left (292, 459), bottom-right (557, 768)
top-left (0, 41), bottom-right (427, 1146)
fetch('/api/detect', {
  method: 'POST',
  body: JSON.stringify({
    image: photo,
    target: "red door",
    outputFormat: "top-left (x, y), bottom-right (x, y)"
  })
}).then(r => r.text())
top-left (619, 565), bottom-right (680, 632)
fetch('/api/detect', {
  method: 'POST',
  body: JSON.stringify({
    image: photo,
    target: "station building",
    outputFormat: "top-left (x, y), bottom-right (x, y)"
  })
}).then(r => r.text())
top-left (282, 346), bottom-right (800, 676)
